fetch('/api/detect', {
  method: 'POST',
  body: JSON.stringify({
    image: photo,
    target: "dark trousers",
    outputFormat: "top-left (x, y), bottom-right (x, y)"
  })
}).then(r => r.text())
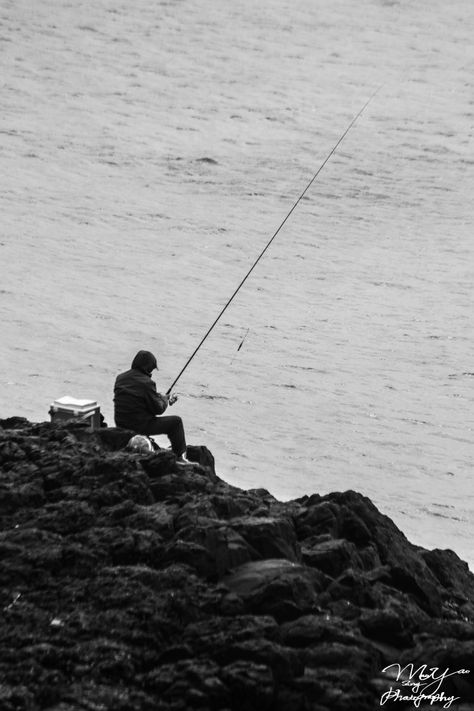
top-left (142, 416), bottom-right (186, 456)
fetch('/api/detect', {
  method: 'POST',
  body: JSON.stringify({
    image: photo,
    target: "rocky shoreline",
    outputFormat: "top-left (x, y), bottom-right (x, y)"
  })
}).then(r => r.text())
top-left (1, 417), bottom-right (473, 710)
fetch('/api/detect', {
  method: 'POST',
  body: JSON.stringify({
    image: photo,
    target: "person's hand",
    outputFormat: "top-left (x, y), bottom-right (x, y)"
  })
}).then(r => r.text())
top-left (168, 393), bottom-right (178, 406)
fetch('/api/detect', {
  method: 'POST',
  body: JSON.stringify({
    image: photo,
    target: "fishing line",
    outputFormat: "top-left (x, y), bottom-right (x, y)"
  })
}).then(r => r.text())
top-left (166, 86), bottom-right (381, 395)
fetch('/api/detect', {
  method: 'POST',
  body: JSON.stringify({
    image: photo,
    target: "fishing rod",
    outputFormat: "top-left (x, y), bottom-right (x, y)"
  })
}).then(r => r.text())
top-left (166, 87), bottom-right (380, 396)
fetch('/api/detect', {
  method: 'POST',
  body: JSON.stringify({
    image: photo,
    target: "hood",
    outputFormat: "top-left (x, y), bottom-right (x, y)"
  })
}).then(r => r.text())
top-left (131, 350), bottom-right (157, 374)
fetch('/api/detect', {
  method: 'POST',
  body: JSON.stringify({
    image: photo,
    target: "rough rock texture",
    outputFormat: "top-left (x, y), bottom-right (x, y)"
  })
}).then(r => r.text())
top-left (0, 418), bottom-right (473, 710)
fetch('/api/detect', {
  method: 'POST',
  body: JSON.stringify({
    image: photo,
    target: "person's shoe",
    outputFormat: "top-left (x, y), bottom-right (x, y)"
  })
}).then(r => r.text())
top-left (175, 454), bottom-right (191, 466)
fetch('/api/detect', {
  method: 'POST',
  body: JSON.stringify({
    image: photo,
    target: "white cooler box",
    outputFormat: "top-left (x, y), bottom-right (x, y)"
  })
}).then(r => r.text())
top-left (49, 396), bottom-right (101, 431)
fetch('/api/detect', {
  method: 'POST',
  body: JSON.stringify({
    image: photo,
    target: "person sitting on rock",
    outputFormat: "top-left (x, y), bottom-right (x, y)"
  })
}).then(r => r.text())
top-left (114, 350), bottom-right (188, 463)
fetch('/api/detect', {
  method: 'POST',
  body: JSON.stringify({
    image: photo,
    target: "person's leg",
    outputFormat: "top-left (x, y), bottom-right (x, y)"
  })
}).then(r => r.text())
top-left (144, 416), bottom-right (186, 456)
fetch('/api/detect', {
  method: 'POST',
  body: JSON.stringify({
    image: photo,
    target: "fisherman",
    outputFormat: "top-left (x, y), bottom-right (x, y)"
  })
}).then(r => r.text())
top-left (114, 350), bottom-right (188, 463)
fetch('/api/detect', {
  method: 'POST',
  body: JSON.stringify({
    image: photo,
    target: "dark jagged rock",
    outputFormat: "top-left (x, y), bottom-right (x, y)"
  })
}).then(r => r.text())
top-left (301, 537), bottom-right (365, 577)
top-left (94, 426), bottom-right (137, 451)
top-left (229, 515), bottom-right (300, 562)
top-left (223, 559), bottom-right (328, 622)
top-left (0, 418), bottom-right (473, 710)
top-left (186, 444), bottom-right (216, 476)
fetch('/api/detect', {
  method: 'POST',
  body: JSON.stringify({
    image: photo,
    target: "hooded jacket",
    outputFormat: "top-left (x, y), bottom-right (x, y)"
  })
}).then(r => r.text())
top-left (114, 350), bottom-right (168, 433)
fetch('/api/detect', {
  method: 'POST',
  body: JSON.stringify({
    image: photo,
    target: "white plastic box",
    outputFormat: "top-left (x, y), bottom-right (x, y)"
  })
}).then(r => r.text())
top-left (49, 396), bottom-right (101, 431)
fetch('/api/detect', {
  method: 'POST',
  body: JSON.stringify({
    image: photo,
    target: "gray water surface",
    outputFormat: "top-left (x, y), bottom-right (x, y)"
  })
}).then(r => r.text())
top-left (1, 0), bottom-right (473, 567)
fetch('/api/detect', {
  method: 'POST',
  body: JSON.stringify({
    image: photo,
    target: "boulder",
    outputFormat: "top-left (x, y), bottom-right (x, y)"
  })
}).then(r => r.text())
top-left (229, 515), bottom-right (301, 562)
top-left (147, 467), bottom-right (215, 501)
top-left (186, 445), bottom-right (217, 478)
top-left (280, 613), bottom-right (363, 648)
top-left (223, 559), bottom-right (328, 622)
top-left (94, 427), bottom-right (136, 451)
top-left (321, 491), bottom-right (444, 615)
top-left (302, 537), bottom-right (363, 577)
top-left (294, 500), bottom-right (340, 540)
top-left (175, 522), bottom-right (256, 578)
top-left (358, 594), bottom-right (429, 646)
top-left (122, 502), bottom-right (178, 540)
top-left (422, 547), bottom-right (474, 619)
top-left (139, 450), bottom-right (176, 478)
top-left (221, 660), bottom-right (274, 710)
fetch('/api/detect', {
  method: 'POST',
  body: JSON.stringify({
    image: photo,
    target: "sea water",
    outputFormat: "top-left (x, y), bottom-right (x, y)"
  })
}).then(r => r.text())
top-left (1, 0), bottom-right (473, 569)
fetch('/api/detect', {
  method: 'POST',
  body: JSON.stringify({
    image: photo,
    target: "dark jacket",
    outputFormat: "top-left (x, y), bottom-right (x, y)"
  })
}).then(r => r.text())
top-left (114, 351), bottom-right (168, 433)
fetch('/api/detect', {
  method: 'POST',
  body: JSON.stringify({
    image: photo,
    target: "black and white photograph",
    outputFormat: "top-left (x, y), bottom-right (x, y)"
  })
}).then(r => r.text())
top-left (1, 0), bottom-right (473, 708)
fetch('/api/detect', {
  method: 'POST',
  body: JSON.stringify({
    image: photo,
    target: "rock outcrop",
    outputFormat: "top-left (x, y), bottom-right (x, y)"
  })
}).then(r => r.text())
top-left (1, 418), bottom-right (473, 710)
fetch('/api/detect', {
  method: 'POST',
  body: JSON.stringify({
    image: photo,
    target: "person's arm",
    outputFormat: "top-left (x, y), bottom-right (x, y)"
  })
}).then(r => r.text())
top-left (145, 380), bottom-right (168, 415)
